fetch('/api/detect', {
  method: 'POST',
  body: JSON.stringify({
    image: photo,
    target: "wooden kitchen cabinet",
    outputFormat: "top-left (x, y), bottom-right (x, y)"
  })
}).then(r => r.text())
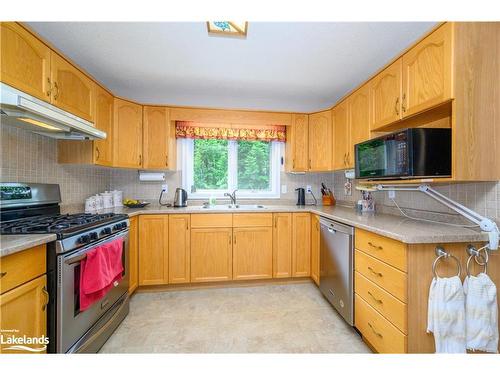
top-left (292, 212), bottom-right (311, 277)
top-left (0, 275), bottom-right (48, 354)
top-left (370, 59), bottom-right (402, 130)
top-left (285, 114), bottom-right (309, 172)
top-left (310, 215), bottom-right (320, 286)
top-left (143, 106), bottom-right (177, 170)
top-left (50, 52), bottom-right (95, 122)
top-left (347, 83), bottom-right (370, 168)
top-left (168, 214), bottom-right (191, 284)
top-left (332, 100), bottom-right (349, 170)
top-left (0, 22), bottom-right (51, 101)
top-left (190, 227), bottom-right (233, 283)
top-left (401, 22), bottom-right (452, 117)
top-left (272, 213), bottom-right (292, 278)
top-left (308, 110), bottom-right (332, 171)
top-left (128, 216), bottom-right (139, 294)
top-left (113, 98), bottom-right (143, 168)
top-left (138, 215), bottom-right (169, 286)
top-left (233, 227), bottom-right (273, 280)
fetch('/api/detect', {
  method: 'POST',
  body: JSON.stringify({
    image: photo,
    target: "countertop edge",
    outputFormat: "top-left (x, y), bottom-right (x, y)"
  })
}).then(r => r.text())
top-left (0, 234), bottom-right (57, 258)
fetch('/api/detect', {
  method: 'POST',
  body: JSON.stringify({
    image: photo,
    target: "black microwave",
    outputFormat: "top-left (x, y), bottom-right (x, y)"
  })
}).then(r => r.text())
top-left (355, 128), bottom-right (451, 180)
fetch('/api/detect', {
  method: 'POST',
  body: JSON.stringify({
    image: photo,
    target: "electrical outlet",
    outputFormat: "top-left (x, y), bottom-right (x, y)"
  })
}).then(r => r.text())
top-left (306, 185), bottom-right (312, 193)
top-left (281, 185), bottom-right (287, 194)
top-left (388, 190), bottom-right (396, 199)
top-left (161, 184), bottom-right (168, 193)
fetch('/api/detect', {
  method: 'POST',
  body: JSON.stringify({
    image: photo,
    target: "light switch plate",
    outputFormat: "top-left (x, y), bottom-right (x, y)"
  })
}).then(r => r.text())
top-left (281, 185), bottom-right (287, 194)
top-left (388, 190), bottom-right (396, 199)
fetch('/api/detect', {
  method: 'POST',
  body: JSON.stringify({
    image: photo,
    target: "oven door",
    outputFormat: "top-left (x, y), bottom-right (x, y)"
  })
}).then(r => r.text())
top-left (57, 230), bottom-right (129, 353)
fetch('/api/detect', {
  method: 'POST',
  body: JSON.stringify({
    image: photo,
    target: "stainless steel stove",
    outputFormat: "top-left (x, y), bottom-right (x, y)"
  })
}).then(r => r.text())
top-left (0, 183), bottom-right (130, 353)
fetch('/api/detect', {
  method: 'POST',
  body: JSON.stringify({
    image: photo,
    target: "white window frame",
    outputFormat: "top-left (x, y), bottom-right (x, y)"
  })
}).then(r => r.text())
top-left (181, 138), bottom-right (281, 200)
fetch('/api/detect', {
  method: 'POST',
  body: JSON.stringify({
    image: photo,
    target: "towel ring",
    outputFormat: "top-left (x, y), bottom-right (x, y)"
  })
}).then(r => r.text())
top-left (432, 246), bottom-right (461, 278)
top-left (465, 245), bottom-right (488, 277)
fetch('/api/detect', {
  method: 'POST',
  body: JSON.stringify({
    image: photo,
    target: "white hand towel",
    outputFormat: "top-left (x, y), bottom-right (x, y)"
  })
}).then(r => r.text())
top-left (427, 276), bottom-right (466, 353)
top-left (463, 273), bottom-right (499, 353)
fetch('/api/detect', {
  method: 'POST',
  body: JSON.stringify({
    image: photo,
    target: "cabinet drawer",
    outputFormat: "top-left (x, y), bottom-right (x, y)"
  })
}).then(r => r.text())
top-left (355, 229), bottom-right (407, 271)
top-left (355, 250), bottom-right (407, 302)
top-left (355, 294), bottom-right (407, 353)
top-left (233, 213), bottom-right (273, 227)
top-left (190, 214), bottom-right (232, 228)
top-left (0, 245), bottom-right (46, 294)
top-left (355, 271), bottom-right (407, 334)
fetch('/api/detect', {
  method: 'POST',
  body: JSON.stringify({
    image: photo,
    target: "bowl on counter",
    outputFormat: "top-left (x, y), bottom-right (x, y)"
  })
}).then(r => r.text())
top-left (123, 200), bottom-right (150, 208)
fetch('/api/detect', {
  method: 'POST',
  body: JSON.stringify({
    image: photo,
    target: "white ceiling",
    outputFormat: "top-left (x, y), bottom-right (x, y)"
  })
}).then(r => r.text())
top-left (27, 22), bottom-right (436, 112)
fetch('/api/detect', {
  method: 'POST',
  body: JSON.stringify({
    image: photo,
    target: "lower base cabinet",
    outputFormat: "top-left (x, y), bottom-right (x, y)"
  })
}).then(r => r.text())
top-left (138, 215), bottom-right (169, 286)
top-left (311, 215), bottom-right (320, 285)
top-left (190, 227), bottom-right (233, 283)
top-left (292, 213), bottom-right (311, 277)
top-left (128, 216), bottom-right (139, 294)
top-left (272, 213), bottom-right (293, 278)
top-left (233, 227), bottom-right (273, 280)
top-left (168, 214), bottom-right (191, 284)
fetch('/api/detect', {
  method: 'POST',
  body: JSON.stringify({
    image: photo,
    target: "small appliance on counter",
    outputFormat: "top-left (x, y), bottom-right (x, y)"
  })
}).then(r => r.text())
top-left (173, 188), bottom-right (188, 207)
top-left (295, 188), bottom-right (306, 205)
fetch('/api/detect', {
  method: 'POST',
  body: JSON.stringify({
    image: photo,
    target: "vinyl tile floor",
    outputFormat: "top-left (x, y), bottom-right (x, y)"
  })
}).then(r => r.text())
top-left (99, 282), bottom-right (371, 353)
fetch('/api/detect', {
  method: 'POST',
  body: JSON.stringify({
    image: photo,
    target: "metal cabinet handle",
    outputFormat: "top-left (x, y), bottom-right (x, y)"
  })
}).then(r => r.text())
top-left (395, 97), bottom-right (400, 116)
top-left (308, 159), bottom-right (312, 169)
top-left (0, 271), bottom-right (7, 278)
top-left (46, 78), bottom-right (52, 97)
top-left (53, 81), bottom-right (59, 100)
top-left (368, 241), bottom-right (383, 250)
top-left (292, 159), bottom-right (295, 169)
top-left (165, 155), bottom-right (169, 167)
top-left (402, 93), bottom-right (407, 113)
top-left (41, 286), bottom-right (49, 311)
top-left (95, 146), bottom-right (100, 161)
top-left (368, 266), bottom-right (383, 277)
top-left (274, 217), bottom-right (277, 228)
top-left (234, 234), bottom-right (236, 245)
top-left (229, 234), bottom-right (231, 244)
top-left (368, 322), bottom-right (383, 338)
top-left (367, 291), bottom-right (383, 304)
top-left (139, 154), bottom-right (142, 166)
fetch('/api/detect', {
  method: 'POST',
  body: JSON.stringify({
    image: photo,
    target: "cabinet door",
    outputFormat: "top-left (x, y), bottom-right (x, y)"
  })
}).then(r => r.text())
top-left (233, 227), bottom-right (273, 280)
top-left (308, 110), bottom-right (332, 171)
top-left (311, 215), bottom-right (320, 286)
top-left (0, 275), bottom-right (47, 354)
top-left (292, 213), bottom-right (311, 277)
top-left (143, 106), bottom-right (171, 170)
top-left (168, 214), bottom-right (191, 284)
top-left (128, 216), bottom-right (139, 294)
top-left (332, 100), bottom-right (349, 170)
top-left (113, 98), bottom-right (143, 168)
top-left (286, 114), bottom-right (309, 172)
top-left (272, 213), bottom-right (292, 278)
top-left (191, 228), bottom-right (232, 283)
top-left (138, 215), bottom-right (168, 286)
top-left (348, 84), bottom-right (370, 168)
top-left (93, 86), bottom-right (114, 166)
top-left (370, 59), bottom-right (402, 130)
top-left (0, 22), bottom-right (51, 101)
top-left (402, 23), bottom-right (452, 117)
top-left (50, 52), bottom-right (95, 122)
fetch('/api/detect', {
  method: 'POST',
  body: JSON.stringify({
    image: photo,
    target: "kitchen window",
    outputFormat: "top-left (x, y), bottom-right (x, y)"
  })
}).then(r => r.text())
top-left (180, 138), bottom-right (282, 199)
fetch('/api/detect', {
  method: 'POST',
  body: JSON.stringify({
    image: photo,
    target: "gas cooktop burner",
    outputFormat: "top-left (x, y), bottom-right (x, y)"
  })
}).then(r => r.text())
top-left (1, 212), bottom-right (128, 238)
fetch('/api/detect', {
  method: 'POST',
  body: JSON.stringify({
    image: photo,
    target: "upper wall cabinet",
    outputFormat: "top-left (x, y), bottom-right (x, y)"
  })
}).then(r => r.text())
top-left (285, 114), bottom-right (309, 172)
top-left (50, 53), bottom-right (95, 122)
top-left (347, 83), bottom-right (370, 167)
top-left (308, 110), bottom-right (332, 171)
top-left (370, 60), bottom-right (402, 130)
top-left (401, 23), bottom-right (452, 117)
top-left (93, 86), bottom-right (114, 166)
top-left (113, 98), bottom-right (143, 168)
top-left (0, 23), bottom-right (51, 101)
top-left (143, 106), bottom-right (176, 170)
top-left (332, 100), bottom-right (350, 170)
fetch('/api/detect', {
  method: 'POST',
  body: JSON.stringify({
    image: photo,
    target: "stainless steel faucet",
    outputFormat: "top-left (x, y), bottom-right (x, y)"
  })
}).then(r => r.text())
top-left (224, 189), bottom-right (238, 206)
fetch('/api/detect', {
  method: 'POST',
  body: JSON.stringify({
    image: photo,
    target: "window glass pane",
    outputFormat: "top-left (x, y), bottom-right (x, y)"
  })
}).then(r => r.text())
top-left (193, 139), bottom-right (228, 190)
top-left (237, 141), bottom-right (271, 190)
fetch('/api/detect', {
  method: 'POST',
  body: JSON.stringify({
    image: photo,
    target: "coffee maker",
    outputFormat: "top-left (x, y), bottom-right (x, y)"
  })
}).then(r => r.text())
top-left (295, 188), bottom-right (305, 205)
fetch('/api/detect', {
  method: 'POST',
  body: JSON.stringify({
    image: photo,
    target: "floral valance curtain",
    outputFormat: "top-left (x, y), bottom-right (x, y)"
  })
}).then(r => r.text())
top-left (175, 121), bottom-right (286, 142)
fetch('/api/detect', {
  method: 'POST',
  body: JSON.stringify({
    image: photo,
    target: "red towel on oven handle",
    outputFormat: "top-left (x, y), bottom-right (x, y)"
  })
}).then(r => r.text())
top-left (79, 237), bottom-right (124, 312)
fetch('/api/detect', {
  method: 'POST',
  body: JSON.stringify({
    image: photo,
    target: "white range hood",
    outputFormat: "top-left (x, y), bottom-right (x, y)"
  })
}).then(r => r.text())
top-left (0, 83), bottom-right (106, 140)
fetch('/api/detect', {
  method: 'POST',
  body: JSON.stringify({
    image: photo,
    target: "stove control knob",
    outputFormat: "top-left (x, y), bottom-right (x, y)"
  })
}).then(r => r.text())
top-left (79, 234), bottom-right (90, 244)
top-left (120, 222), bottom-right (127, 229)
top-left (113, 224), bottom-right (121, 231)
top-left (89, 232), bottom-right (98, 240)
top-left (101, 227), bottom-right (112, 235)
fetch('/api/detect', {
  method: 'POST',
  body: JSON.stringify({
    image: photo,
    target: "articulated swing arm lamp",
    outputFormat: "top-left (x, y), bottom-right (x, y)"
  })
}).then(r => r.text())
top-left (375, 184), bottom-right (499, 250)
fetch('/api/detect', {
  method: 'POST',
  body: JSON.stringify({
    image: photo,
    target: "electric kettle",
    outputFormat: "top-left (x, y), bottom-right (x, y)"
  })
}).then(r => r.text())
top-left (173, 188), bottom-right (188, 207)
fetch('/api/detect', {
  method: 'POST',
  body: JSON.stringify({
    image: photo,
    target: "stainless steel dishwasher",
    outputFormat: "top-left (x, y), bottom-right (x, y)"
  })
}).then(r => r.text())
top-left (319, 217), bottom-right (354, 325)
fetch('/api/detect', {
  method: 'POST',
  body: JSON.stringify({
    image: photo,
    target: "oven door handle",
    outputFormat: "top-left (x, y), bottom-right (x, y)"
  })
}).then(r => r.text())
top-left (64, 231), bottom-right (128, 265)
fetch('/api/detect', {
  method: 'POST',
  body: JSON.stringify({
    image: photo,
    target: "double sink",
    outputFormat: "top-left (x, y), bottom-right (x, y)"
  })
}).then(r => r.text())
top-left (198, 204), bottom-right (267, 210)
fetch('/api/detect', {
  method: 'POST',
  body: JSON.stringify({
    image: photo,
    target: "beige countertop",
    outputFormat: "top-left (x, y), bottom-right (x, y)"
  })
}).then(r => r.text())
top-left (0, 204), bottom-right (487, 258)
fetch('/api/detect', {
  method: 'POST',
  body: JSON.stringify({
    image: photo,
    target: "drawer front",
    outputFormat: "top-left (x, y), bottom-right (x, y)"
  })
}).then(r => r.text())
top-left (190, 214), bottom-right (233, 228)
top-left (355, 294), bottom-right (407, 353)
top-left (355, 250), bottom-right (407, 302)
top-left (355, 271), bottom-right (407, 334)
top-left (0, 245), bottom-right (46, 294)
top-left (233, 213), bottom-right (273, 227)
top-left (355, 229), bottom-right (407, 272)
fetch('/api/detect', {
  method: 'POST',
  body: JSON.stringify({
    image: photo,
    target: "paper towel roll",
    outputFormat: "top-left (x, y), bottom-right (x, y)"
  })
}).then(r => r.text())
top-left (138, 172), bottom-right (166, 181)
